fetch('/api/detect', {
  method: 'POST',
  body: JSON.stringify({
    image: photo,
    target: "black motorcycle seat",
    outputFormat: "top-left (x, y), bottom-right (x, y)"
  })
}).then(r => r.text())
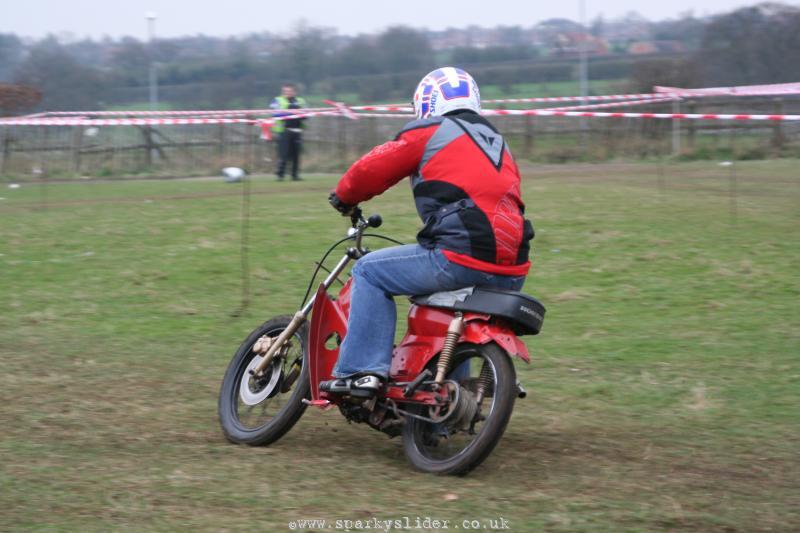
top-left (410, 286), bottom-right (545, 335)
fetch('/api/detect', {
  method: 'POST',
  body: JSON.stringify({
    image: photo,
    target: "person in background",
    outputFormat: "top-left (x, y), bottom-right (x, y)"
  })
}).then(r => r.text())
top-left (270, 83), bottom-right (307, 181)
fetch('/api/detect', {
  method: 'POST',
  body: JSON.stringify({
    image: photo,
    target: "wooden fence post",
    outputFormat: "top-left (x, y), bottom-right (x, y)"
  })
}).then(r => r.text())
top-left (367, 116), bottom-right (377, 151)
top-left (603, 117), bottom-right (614, 159)
top-left (524, 114), bottom-right (534, 159)
top-left (771, 98), bottom-right (785, 153)
top-left (71, 127), bottom-right (83, 174)
top-left (0, 128), bottom-right (8, 176)
top-left (142, 126), bottom-right (154, 167)
top-left (38, 127), bottom-right (48, 176)
top-left (687, 100), bottom-right (696, 152)
top-left (338, 118), bottom-right (347, 171)
top-left (671, 99), bottom-right (681, 157)
top-left (217, 124), bottom-right (225, 163)
top-left (247, 120), bottom-right (257, 173)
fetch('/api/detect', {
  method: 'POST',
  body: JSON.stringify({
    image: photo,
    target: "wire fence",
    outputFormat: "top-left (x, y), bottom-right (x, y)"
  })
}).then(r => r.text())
top-left (1, 97), bottom-right (798, 180)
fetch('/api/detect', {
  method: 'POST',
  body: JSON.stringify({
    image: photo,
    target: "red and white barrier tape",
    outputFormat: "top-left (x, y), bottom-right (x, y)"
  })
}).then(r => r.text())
top-left (482, 93), bottom-right (665, 104)
top-left (483, 82), bottom-right (800, 104)
top-left (343, 113), bottom-right (410, 118)
top-left (0, 109), bottom-right (344, 126)
top-left (655, 81), bottom-right (800, 97)
top-left (0, 117), bottom-right (267, 126)
top-left (3, 80), bottom-right (799, 125)
top-left (482, 109), bottom-right (800, 121)
top-left (352, 109), bottom-right (800, 121)
top-left (21, 104), bottom-right (412, 118)
top-left (23, 108), bottom-right (333, 117)
top-left (5, 108), bottom-right (800, 125)
top-left (368, 94), bottom-right (666, 107)
top-left (325, 100), bottom-right (358, 120)
top-left (545, 97), bottom-right (677, 112)
top-left (3, 81), bottom-right (797, 124)
top-left (352, 105), bottom-right (413, 112)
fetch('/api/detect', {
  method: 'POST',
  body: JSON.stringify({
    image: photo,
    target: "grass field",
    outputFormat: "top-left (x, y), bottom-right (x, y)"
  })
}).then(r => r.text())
top-left (110, 80), bottom-right (629, 110)
top-left (305, 80), bottom-right (627, 107)
top-left (1, 161), bottom-right (798, 531)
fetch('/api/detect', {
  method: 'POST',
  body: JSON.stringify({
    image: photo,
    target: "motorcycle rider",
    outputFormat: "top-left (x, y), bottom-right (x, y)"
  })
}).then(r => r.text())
top-left (321, 67), bottom-right (534, 397)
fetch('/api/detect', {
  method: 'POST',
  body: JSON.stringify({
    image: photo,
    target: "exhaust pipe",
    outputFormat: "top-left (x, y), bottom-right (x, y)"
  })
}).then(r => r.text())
top-left (516, 380), bottom-right (527, 399)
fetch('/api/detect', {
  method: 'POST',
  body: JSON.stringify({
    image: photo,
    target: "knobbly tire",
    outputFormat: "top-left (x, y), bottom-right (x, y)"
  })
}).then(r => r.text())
top-left (402, 342), bottom-right (517, 475)
top-left (218, 315), bottom-right (310, 445)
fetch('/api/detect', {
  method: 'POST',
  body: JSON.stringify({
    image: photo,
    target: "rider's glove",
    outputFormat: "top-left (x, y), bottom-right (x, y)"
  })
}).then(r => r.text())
top-left (329, 192), bottom-right (355, 216)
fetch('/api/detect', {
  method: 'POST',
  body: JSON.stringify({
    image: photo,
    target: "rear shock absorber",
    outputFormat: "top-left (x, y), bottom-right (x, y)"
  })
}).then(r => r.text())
top-left (475, 360), bottom-right (494, 405)
top-left (435, 312), bottom-right (464, 385)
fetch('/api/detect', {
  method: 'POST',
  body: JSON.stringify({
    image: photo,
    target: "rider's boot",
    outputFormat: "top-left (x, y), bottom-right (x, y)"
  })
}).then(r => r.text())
top-left (320, 374), bottom-right (385, 398)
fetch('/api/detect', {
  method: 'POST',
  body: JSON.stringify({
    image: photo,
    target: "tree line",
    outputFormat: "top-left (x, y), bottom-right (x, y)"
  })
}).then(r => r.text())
top-left (1, 2), bottom-right (798, 113)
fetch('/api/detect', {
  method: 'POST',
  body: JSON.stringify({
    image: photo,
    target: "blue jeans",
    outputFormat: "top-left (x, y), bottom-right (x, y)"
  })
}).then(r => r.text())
top-left (332, 245), bottom-right (525, 378)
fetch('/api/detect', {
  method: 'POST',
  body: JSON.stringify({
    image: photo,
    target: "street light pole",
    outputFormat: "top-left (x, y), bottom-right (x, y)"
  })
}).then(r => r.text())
top-left (146, 12), bottom-right (158, 111)
top-left (578, 0), bottom-right (589, 133)
top-left (578, 0), bottom-right (588, 105)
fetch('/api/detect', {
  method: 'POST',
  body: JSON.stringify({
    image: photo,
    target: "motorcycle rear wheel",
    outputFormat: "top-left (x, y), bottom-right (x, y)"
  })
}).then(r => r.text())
top-left (402, 342), bottom-right (517, 475)
top-left (218, 315), bottom-right (310, 445)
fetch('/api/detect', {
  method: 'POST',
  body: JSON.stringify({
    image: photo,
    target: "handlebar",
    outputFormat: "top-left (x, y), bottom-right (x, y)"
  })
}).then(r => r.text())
top-left (349, 206), bottom-right (363, 227)
top-left (348, 206), bottom-right (382, 256)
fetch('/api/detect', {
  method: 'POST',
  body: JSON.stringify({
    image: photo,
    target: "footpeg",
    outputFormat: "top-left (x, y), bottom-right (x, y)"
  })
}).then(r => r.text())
top-left (302, 399), bottom-right (332, 408)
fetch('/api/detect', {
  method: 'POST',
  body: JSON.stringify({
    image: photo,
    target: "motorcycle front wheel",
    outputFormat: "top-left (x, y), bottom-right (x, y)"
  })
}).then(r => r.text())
top-left (218, 315), bottom-right (310, 445)
top-left (402, 342), bottom-right (517, 475)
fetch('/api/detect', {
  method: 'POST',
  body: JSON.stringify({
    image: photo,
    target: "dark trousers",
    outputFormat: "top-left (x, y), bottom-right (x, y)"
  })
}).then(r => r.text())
top-left (276, 130), bottom-right (302, 179)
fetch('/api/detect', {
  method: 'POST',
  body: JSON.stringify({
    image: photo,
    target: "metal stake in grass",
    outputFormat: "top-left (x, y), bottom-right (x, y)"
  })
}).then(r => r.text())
top-left (720, 161), bottom-right (737, 224)
top-left (227, 168), bottom-right (251, 317)
top-left (33, 165), bottom-right (46, 211)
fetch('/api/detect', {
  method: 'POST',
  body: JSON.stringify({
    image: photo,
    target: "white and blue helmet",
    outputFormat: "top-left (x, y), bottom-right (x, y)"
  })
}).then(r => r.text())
top-left (413, 67), bottom-right (481, 120)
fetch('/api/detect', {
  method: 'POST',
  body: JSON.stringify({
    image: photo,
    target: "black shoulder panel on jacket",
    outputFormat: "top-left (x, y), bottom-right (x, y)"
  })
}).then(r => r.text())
top-left (394, 116), bottom-right (446, 140)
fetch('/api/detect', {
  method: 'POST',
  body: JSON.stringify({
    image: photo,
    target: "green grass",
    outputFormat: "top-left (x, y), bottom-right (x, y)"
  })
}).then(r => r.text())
top-left (479, 80), bottom-right (627, 100)
top-left (1, 161), bottom-right (798, 531)
top-left (313, 80), bottom-right (628, 107)
top-left (106, 102), bottom-right (177, 112)
top-left (113, 80), bottom-right (629, 110)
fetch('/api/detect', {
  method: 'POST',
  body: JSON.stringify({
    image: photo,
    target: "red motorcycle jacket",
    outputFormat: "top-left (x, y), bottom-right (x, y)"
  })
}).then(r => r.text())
top-left (335, 110), bottom-right (534, 276)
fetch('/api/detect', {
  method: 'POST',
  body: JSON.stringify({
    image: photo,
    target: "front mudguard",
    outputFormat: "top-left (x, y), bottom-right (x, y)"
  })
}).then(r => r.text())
top-left (307, 284), bottom-right (348, 402)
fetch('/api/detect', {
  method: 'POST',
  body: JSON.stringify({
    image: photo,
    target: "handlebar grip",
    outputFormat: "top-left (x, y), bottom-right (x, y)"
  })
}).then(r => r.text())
top-left (367, 214), bottom-right (383, 228)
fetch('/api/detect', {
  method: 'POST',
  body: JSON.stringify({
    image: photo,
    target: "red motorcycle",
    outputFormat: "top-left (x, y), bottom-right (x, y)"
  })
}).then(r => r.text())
top-left (218, 209), bottom-right (545, 475)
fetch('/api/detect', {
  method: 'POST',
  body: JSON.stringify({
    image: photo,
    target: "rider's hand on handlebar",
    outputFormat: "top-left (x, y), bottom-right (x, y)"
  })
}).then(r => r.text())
top-left (328, 192), bottom-right (356, 217)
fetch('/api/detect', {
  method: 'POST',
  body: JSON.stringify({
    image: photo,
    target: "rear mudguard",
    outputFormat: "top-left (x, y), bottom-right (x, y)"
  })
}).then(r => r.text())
top-left (390, 304), bottom-right (530, 381)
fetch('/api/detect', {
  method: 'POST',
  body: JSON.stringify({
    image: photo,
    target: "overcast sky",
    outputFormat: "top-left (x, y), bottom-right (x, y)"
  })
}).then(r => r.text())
top-left (2, 0), bottom-right (795, 40)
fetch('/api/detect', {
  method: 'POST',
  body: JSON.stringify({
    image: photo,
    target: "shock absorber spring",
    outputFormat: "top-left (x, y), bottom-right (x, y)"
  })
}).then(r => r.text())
top-left (475, 360), bottom-right (494, 404)
top-left (435, 313), bottom-right (464, 385)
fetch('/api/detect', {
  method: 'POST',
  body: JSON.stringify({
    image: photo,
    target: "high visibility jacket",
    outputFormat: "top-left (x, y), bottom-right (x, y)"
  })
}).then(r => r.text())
top-left (270, 95), bottom-right (307, 133)
top-left (335, 110), bottom-right (533, 276)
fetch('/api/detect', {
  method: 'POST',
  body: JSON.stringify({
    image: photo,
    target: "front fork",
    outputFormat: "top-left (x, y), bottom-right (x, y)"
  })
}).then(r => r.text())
top-left (250, 253), bottom-right (353, 377)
